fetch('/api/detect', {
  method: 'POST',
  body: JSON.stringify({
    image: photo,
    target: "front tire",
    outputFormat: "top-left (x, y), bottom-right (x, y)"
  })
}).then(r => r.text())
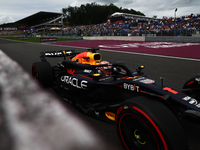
top-left (32, 61), bottom-right (53, 87)
top-left (183, 74), bottom-right (200, 100)
top-left (116, 96), bottom-right (188, 150)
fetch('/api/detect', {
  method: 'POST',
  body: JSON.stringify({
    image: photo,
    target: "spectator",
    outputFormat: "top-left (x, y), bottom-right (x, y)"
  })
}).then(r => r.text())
top-left (62, 13), bottom-right (200, 36)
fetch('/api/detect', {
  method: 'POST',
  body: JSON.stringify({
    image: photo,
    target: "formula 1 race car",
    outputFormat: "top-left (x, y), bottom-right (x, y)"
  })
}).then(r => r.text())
top-left (32, 48), bottom-right (200, 150)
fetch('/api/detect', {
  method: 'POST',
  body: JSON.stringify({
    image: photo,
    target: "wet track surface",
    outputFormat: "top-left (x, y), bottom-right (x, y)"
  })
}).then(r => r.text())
top-left (1, 38), bottom-right (200, 150)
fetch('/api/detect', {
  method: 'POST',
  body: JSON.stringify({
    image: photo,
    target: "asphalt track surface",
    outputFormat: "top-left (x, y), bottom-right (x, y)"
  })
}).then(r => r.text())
top-left (1, 38), bottom-right (200, 150)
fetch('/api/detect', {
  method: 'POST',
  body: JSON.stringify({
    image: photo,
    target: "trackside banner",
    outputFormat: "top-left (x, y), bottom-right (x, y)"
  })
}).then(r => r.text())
top-left (40, 38), bottom-right (57, 42)
top-left (0, 27), bottom-right (32, 32)
top-left (0, 27), bottom-right (18, 31)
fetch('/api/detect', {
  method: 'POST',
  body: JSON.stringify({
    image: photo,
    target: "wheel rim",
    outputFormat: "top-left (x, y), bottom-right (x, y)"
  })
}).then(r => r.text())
top-left (119, 114), bottom-right (160, 150)
top-left (134, 129), bottom-right (146, 145)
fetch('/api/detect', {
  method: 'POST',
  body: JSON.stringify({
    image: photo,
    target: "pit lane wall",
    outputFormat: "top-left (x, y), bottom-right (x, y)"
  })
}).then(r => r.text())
top-left (0, 50), bottom-right (111, 150)
top-left (83, 36), bottom-right (200, 43)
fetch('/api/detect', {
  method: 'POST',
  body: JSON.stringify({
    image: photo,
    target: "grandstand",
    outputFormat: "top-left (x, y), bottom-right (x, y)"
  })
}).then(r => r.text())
top-left (0, 11), bottom-right (63, 34)
top-left (110, 12), bottom-right (154, 20)
top-left (16, 11), bottom-right (63, 32)
top-left (108, 12), bottom-right (154, 23)
top-left (0, 11), bottom-right (199, 38)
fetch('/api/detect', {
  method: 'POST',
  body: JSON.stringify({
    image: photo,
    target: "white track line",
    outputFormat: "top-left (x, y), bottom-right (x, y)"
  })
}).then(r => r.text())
top-left (100, 49), bottom-right (200, 62)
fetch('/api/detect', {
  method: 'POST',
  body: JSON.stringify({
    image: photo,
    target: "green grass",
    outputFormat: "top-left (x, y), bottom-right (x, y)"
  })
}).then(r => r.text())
top-left (0, 37), bottom-right (82, 43)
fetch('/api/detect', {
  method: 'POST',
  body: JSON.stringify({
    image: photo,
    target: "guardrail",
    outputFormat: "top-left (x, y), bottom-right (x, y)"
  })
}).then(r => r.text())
top-left (83, 36), bottom-right (145, 41)
top-left (1, 30), bottom-right (200, 43)
top-left (0, 50), bottom-right (111, 150)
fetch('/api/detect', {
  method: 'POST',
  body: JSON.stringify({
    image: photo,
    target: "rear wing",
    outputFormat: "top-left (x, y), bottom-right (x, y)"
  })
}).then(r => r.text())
top-left (40, 50), bottom-right (77, 61)
top-left (40, 48), bottom-right (100, 61)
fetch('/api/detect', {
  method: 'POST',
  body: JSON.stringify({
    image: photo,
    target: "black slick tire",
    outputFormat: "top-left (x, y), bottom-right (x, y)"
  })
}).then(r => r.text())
top-left (115, 96), bottom-right (188, 150)
top-left (32, 61), bottom-right (53, 87)
top-left (183, 74), bottom-right (200, 100)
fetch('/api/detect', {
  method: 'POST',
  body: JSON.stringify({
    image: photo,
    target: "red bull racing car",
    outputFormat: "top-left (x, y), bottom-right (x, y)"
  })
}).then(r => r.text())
top-left (32, 48), bottom-right (200, 150)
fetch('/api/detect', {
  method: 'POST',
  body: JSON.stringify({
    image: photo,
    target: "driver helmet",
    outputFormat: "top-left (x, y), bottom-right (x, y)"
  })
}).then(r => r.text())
top-left (99, 61), bottom-right (112, 76)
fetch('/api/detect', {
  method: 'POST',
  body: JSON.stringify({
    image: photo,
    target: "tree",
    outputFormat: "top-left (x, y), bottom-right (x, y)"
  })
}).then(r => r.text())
top-left (62, 8), bottom-right (68, 27)
top-left (63, 3), bottom-right (145, 26)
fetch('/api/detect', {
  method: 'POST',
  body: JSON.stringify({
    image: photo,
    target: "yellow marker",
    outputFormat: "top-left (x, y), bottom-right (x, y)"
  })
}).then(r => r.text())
top-left (127, 77), bottom-right (134, 79)
top-left (141, 66), bottom-right (145, 68)
top-left (93, 74), bottom-right (101, 76)
top-left (105, 112), bottom-right (115, 121)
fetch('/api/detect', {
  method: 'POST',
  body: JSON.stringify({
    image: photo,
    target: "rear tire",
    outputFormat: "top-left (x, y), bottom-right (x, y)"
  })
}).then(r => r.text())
top-left (116, 96), bottom-right (188, 150)
top-left (32, 61), bottom-right (53, 87)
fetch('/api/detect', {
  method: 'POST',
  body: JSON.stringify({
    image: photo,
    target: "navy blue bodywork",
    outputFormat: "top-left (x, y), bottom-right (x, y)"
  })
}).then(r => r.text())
top-left (39, 49), bottom-right (200, 123)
